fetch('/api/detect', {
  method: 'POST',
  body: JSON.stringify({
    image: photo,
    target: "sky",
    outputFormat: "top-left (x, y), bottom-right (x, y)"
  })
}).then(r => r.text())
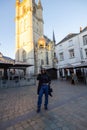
top-left (0, 0), bottom-right (87, 59)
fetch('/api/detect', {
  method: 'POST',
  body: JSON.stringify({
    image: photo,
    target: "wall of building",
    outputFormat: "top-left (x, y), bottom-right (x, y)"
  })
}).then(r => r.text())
top-left (55, 27), bottom-right (87, 80)
top-left (56, 35), bottom-right (81, 69)
top-left (78, 30), bottom-right (87, 61)
top-left (15, 0), bottom-right (55, 75)
top-left (15, 0), bottom-right (44, 75)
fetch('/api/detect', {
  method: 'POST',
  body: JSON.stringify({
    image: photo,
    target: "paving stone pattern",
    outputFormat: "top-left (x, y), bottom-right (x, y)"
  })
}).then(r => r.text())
top-left (0, 80), bottom-right (87, 130)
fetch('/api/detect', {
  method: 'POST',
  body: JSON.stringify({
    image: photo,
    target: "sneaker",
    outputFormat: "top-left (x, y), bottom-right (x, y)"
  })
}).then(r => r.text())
top-left (44, 106), bottom-right (48, 110)
top-left (37, 108), bottom-right (40, 113)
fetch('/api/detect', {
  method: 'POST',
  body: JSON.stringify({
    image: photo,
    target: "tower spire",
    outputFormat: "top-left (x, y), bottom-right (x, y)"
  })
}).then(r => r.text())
top-left (53, 30), bottom-right (56, 44)
top-left (32, 0), bottom-right (35, 3)
top-left (37, 0), bottom-right (43, 9)
top-left (16, 0), bottom-right (20, 3)
top-left (16, 0), bottom-right (20, 5)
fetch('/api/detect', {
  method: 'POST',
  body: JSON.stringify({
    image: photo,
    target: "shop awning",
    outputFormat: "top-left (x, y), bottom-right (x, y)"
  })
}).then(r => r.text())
top-left (75, 62), bottom-right (87, 68)
top-left (0, 61), bottom-right (33, 69)
top-left (0, 61), bottom-right (13, 68)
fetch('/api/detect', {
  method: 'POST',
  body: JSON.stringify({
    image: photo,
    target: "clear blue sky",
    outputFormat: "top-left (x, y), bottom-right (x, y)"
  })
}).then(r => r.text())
top-left (0, 0), bottom-right (87, 59)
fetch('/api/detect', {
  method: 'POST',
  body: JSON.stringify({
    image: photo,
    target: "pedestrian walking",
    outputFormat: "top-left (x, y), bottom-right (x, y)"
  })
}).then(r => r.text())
top-left (71, 72), bottom-right (78, 85)
top-left (37, 68), bottom-right (51, 113)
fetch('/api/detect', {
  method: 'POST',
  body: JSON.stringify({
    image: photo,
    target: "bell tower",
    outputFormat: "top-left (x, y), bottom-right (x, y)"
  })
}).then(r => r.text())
top-left (15, 0), bottom-right (44, 74)
top-left (15, 0), bottom-right (34, 74)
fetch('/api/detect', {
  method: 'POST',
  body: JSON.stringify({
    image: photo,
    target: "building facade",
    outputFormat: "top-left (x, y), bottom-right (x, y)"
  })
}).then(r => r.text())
top-left (37, 36), bottom-right (55, 71)
top-left (15, 0), bottom-right (55, 75)
top-left (56, 27), bottom-right (87, 79)
top-left (78, 27), bottom-right (87, 61)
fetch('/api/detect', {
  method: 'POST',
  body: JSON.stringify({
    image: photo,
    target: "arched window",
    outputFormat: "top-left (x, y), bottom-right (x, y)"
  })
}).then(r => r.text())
top-left (16, 49), bottom-right (20, 61)
top-left (22, 50), bottom-right (26, 62)
top-left (23, 6), bottom-right (26, 14)
top-left (46, 51), bottom-right (49, 65)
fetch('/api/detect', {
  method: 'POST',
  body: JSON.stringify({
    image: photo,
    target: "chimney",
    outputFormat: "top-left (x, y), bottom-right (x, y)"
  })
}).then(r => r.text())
top-left (80, 27), bottom-right (82, 32)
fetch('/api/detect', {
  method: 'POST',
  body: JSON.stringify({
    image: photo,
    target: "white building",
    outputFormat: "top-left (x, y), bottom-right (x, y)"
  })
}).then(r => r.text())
top-left (78, 27), bottom-right (87, 61)
top-left (56, 27), bottom-right (87, 80)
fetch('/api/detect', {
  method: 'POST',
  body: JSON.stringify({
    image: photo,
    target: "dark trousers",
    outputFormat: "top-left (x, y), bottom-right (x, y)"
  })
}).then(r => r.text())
top-left (37, 85), bottom-right (48, 108)
top-left (71, 79), bottom-right (75, 84)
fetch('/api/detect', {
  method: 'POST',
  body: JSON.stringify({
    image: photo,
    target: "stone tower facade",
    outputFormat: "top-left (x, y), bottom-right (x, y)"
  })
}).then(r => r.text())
top-left (37, 36), bottom-right (55, 72)
top-left (15, 0), bottom-right (43, 74)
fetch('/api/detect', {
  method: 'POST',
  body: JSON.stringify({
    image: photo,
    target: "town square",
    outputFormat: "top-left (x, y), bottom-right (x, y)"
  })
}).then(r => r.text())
top-left (0, 0), bottom-right (87, 130)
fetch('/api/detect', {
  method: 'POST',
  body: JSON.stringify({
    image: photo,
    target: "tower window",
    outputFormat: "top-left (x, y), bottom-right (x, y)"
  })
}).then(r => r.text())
top-left (23, 6), bottom-right (26, 14)
top-left (41, 59), bottom-right (44, 65)
top-left (54, 52), bottom-right (56, 57)
top-left (46, 52), bottom-right (49, 65)
top-left (22, 50), bottom-right (26, 62)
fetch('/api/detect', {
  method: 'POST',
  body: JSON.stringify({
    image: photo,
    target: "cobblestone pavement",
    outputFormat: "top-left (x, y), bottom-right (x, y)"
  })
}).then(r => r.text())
top-left (0, 80), bottom-right (87, 130)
